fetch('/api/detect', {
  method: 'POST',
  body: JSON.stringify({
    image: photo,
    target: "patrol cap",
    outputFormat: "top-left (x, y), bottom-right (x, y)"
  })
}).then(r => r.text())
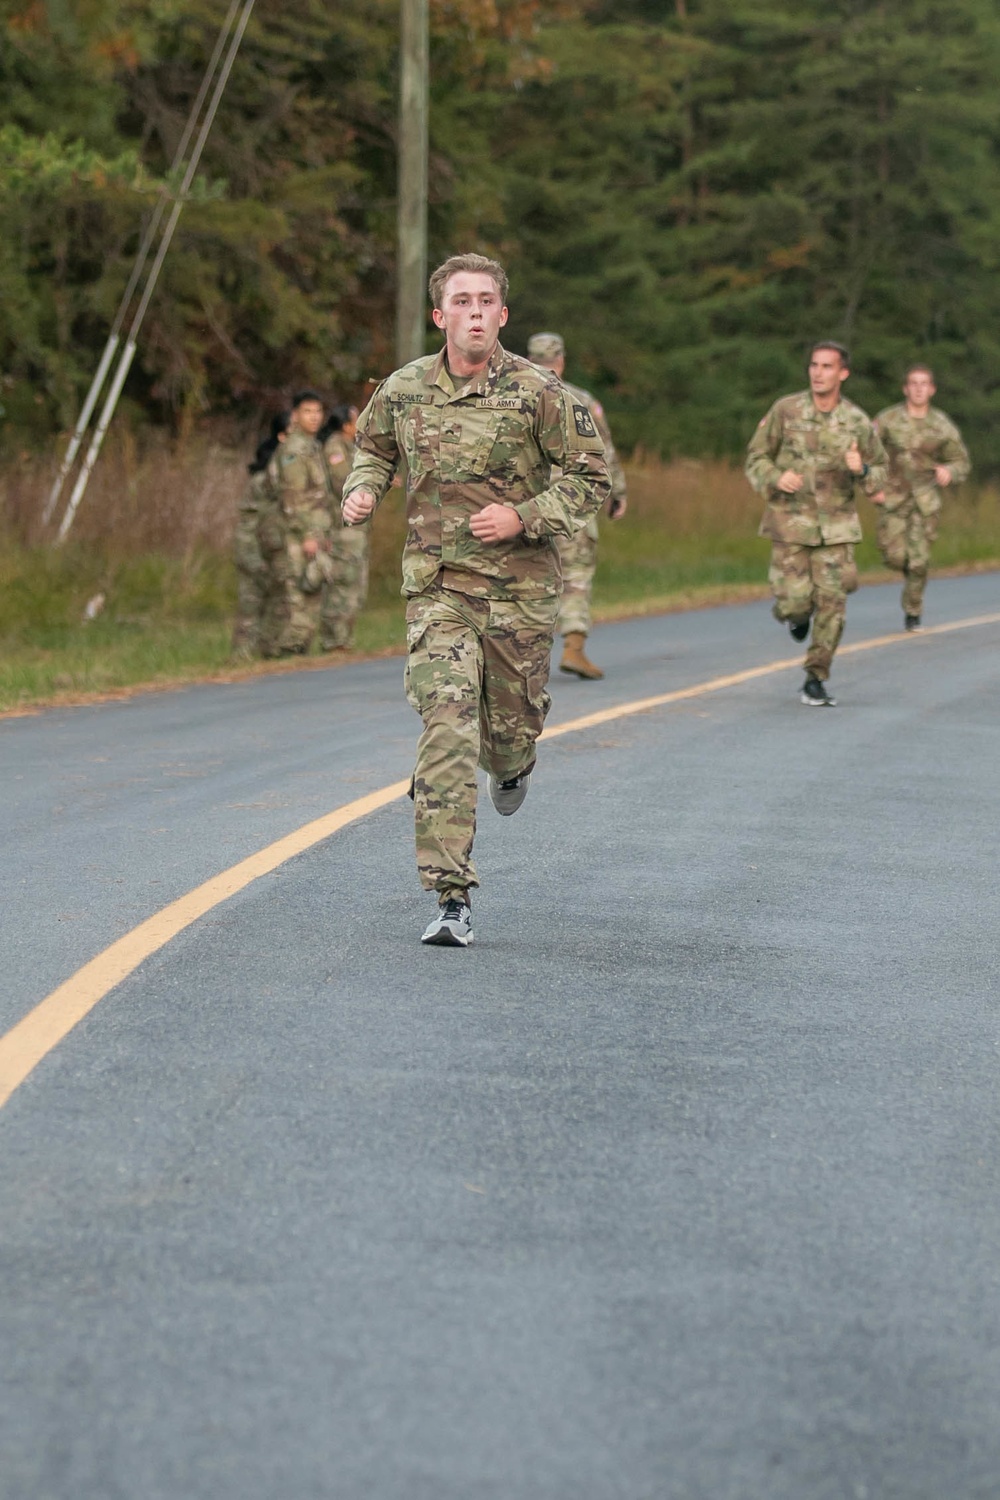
top-left (527, 332), bottom-right (565, 362)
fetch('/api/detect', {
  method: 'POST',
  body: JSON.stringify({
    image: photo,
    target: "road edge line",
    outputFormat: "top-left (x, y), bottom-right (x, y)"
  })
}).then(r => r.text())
top-left (2, 609), bottom-right (999, 1110)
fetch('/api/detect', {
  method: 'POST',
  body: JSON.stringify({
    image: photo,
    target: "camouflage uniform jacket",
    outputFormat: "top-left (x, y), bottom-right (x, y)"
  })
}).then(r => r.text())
top-left (258, 428), bottom-right (333, 556)
top-left (874, 404), bottom-right (970, 517)
top-left (746, 391), bottom-right (888, 545)
top-left (344, 343), bottom-right (611, 600)
top-left (322, 433), bottom-right (355, 527)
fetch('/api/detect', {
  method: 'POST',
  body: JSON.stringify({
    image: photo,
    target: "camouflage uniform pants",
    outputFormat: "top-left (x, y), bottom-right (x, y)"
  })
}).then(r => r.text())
top-left (404, 585), bottom-right (558, 897)
top-left (232, 510), bottom-right (268, 654)
top-left (320, 527), bottom-right (370, 650)
top-left (769, 542), bottom-right (858, 682)
top-left (232, 566), bottom-right (268, 655)
top-left (259, 538), bottom-right (323, 657)
top-left (876, 503), bottom-right (938, 616)
top-left (556, 520), bottom-right (599, 637)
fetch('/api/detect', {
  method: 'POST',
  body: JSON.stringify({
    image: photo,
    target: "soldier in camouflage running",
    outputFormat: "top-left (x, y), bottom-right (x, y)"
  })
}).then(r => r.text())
top-left (342, 253), bottom-right (611, 946)
top-left (526, 332), bottom-right (628, 681)
top-left (318, 403), bottom-right (368, 651)
top-left (746, 341), bottom-right (887, 706)
top-left (873, 365), bottom-right (971, 630)
top-left (232, 411), bottom-right (288, 657)
top-left (257, 390), bottom-right (335, 658)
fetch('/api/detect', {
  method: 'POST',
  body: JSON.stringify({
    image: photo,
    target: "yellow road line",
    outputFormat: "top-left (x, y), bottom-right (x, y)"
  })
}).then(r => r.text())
top-left (0, 781), bottom-right (409, 1110)
top-left (2, 608), bottom-right (998, 1112)
top-left (541, 611), bottom-right (1000, 739)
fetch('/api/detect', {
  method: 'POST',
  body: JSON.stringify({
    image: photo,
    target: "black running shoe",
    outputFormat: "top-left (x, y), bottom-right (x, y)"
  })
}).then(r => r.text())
top-left (904, 614), bottom-right (922, 632)
top-left (789, 617), bottom-right (810, 642)
top-left (801, 676), bottom-right (836, 707)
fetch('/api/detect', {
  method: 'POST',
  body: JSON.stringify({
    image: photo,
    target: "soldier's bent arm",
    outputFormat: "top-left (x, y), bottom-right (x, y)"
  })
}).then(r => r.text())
top-left (941, 421), bottom-right (971, 484)
top-left (342, 384), bottom-right (399, 517)
top-left (859, 424), bottom-right (888, 496)
top-left (515, 385), bottom-right (611, 538)
top-left (591, 407), bottom-right (628, 510)
top-left (744, 405), bottom-right (785, 494)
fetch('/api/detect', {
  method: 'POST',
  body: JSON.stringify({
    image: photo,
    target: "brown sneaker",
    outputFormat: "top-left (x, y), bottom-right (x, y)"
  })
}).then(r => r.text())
top-left (559, 631), bottom-right (604, 680)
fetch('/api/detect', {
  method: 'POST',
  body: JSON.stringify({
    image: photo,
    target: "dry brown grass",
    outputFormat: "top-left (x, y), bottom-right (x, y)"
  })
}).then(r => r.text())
top-left (623, 453), bottom-right (761, 537)
top-left (2, 430), bottom-right (244, 555)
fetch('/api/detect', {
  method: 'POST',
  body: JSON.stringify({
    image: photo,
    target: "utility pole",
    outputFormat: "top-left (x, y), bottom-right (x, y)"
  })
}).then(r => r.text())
top-left (396, 0), bottom-right (429, 366)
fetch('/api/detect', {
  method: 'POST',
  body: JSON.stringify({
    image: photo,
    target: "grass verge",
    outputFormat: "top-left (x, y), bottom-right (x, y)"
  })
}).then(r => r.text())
top-left (2, 457), bottom-right (998, 714)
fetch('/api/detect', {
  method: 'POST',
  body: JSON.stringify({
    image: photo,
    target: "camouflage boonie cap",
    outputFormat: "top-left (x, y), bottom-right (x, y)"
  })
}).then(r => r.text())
top-left (527, 332), bottom-right (565, 362)
top-left (300, 553), bottom-right (336, 594)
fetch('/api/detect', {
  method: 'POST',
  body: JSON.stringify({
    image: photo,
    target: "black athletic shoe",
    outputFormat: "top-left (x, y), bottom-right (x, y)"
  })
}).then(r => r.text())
top-left (904, 614), bottom-right (922, 632)
top-left (788, 617), bottom-right (811, 642)
top-left (421, 898), bottom-right (474, 946)
top-left (801, 676), bottom-right (836, 707)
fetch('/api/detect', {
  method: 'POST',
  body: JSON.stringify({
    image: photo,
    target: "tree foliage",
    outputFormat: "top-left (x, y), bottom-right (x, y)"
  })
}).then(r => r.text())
top-left (3, 0), bottom-right (1000, 465)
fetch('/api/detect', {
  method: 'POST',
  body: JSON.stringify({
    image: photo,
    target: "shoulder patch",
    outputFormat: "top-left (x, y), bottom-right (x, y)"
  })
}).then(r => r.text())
top-left (573, 404), bottom-right (597, 439)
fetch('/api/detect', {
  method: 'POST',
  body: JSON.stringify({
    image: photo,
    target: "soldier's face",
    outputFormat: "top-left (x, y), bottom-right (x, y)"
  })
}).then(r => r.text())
top-left (432, 272), bottom-right (508, 363)
top-left (293, 400), bottom-right (325, 435)
top-left (904, 371), bottom-right (935, 407)
top-left (808, 350), bottom-right (849, 398)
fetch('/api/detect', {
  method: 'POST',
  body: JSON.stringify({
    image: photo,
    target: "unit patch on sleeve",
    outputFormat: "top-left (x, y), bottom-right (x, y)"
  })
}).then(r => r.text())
top-left (573, 404), bottom-right (597, 439)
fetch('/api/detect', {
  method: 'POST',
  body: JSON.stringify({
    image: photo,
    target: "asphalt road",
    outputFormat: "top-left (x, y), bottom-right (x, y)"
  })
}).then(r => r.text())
top-left (2, 573), bottom-right (999, 1498)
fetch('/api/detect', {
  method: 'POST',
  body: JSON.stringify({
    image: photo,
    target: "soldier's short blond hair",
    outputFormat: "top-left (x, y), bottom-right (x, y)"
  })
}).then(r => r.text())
top-left (429, 253), bottom-right (509, 310)
top-left (905, 362), bottom-right (935, 382)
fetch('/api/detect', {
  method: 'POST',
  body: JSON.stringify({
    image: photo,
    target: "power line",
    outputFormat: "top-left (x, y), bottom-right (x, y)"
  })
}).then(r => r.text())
top-left (49, 0), bottom-right (257, 543)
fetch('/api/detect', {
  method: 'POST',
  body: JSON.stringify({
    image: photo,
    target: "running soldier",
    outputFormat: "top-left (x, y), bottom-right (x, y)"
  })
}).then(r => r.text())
top-left (257, 390), bottom-right (335, 658)
top-left (873, 365), bottom-right (971, 630)
top-left (232, 412), bottom-right (287, 657)
top-left (526, 332), bottom-right (628, 680)
top-left (318, 403), bottom-right (368, 651)
top-left (342, 253), bottom-right (610, 946)
top-left (746, 342), bottom-right (887, 706)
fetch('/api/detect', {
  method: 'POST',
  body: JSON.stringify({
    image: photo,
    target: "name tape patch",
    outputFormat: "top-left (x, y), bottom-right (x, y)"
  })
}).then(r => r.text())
top-left (475, 397), bottom-right (524, 410)
top-left (390, 393), bottom-right (435, 405)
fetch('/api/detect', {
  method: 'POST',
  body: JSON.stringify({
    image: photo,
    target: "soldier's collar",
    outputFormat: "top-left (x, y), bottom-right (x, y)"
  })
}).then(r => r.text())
top-left (429, 342), bottom-right (508, 398)
top-left (426, 348), bottom-right (449, 390)
top-left (808, 394), bottom-right (845, 417)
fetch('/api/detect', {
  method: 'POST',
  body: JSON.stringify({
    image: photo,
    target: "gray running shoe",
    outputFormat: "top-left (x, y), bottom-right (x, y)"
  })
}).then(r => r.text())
top-left (489, 771), bottom-right (531, 816)
top-left (801, 676), bottom-right (836, 707)
top-left (421, 898), bottom-right (474, 947)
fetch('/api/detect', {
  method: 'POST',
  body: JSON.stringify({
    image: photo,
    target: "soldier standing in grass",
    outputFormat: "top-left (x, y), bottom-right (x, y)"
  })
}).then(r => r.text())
top-left (526, 332), bottom-right (628, 681)
top-left (745, 341), bottom-right (887, 706)
top-left (257, 389), bottom-right (335, 658)
top-left (232, 411), bottom-right (288, 657)
top-left (342, 252), bottom-right (610, 946)
top-left (318, 403), bottom-right (368, 652)
top-left (873, 365), bottom-right (971, 631)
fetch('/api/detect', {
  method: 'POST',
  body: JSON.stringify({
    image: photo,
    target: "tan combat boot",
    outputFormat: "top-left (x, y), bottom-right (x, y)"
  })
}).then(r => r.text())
top-left (559, 631), bottom-right (604, 680)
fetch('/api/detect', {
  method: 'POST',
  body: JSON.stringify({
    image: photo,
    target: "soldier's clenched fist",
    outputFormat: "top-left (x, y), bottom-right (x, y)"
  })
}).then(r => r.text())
top-left (469, 504), bottom-right (524, 544)
top-left (343, 488), bottom-right (376, 525)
